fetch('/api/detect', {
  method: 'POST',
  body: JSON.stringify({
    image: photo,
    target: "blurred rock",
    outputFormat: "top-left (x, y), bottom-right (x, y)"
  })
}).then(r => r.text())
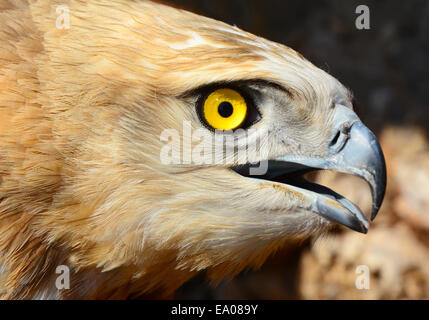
top-left (300, 225), bottom-right (429, 299)
top-left (382, 128), bottom-right (429, 231)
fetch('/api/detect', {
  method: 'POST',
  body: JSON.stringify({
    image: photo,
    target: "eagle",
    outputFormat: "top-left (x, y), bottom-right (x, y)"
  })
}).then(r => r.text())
top-left (0, 0), bottom-right (386, 299)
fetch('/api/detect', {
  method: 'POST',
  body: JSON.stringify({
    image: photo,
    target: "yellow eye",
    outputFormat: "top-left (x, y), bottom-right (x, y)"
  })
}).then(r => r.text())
top-left (202, 88), bottom-right (248, 130)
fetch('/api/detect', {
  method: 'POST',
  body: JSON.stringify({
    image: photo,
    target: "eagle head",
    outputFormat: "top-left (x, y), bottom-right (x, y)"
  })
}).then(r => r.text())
top-left (0, 0), bottom-right (386, 298)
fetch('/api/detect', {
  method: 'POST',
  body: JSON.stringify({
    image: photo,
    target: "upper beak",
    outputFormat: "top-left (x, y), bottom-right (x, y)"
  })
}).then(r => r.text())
top-left (328, 121), bottom-right (386, 221)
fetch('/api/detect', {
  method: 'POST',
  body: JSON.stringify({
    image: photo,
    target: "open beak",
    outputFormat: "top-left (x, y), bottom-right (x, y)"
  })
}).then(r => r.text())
top-left (232, 106), bottom-right (386, 234)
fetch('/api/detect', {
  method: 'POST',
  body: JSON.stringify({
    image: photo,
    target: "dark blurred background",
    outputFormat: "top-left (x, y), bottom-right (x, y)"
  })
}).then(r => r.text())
top-left (166, 0), bottom-right (429, 299)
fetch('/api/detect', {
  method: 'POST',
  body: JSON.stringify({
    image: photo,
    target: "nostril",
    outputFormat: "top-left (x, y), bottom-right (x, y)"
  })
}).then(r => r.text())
top-left (330, 130), bottom-right (341, 147)
top-left (329, 122), bottom-right (352, 153)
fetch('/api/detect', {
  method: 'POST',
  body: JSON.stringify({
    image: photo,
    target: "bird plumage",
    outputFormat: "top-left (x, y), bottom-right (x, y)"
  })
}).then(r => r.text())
top-left (0, 0), bottom-right (384, 299)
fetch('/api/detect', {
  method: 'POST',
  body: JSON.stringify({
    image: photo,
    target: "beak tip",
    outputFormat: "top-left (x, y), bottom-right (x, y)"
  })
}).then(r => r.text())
top-left (355, 218), bottom-right (369, 234)
top-left (370, 207), bottom-right (379, 221)
top-left (345, 220), bottom-right (369, 234)
top-left (359, 228), bottom-right (369, 234)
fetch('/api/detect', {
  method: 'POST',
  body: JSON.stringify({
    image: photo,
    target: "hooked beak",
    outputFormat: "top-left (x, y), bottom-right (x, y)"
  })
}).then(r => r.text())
top-left (233, 106), bottom-right (386, 234)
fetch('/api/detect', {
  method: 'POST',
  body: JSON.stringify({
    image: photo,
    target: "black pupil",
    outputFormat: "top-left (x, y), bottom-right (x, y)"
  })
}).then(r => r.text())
top-left (218, 101), bottom-right (233, 118)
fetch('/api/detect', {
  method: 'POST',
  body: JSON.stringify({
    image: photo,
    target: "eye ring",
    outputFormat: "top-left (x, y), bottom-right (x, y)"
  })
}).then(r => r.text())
top-left (197, 87), bottom-right (259, 131)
